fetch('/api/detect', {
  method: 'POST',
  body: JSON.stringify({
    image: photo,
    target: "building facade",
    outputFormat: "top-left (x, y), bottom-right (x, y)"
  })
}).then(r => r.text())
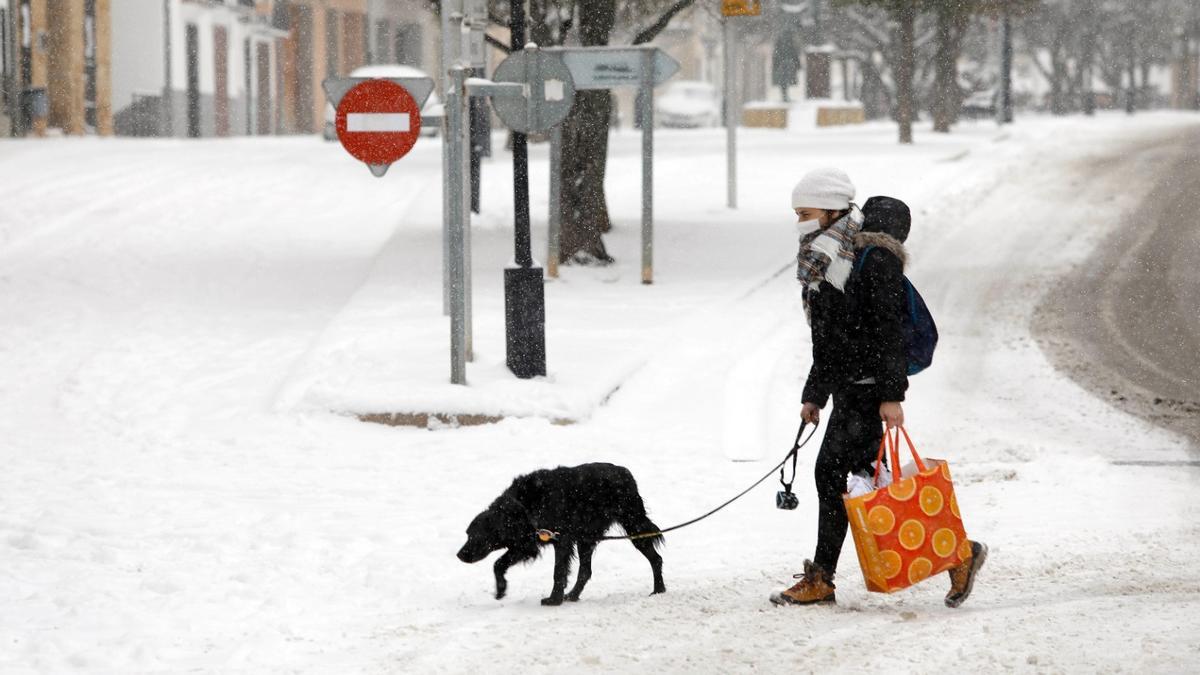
top-left (3, 0), bottom-right (113, 137)
top-left (111, 0), bottom-right (287, 138)
top-left (274, 0), bottom-right (437, 135)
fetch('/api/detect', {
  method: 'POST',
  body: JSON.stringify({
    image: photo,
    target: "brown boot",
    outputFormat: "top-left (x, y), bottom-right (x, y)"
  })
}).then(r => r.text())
top-left (770, 560), bottom-right (836, 606)
top-left (945, 541), bottom-right (988, 608)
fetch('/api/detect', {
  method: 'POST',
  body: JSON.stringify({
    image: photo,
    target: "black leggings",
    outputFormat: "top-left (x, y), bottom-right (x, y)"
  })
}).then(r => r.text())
top-left (812, 386), bottom-right (885, 575)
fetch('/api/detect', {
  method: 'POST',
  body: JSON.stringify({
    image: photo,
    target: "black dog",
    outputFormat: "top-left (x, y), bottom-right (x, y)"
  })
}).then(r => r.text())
top-left (456, 463), bottom-right (666, 605)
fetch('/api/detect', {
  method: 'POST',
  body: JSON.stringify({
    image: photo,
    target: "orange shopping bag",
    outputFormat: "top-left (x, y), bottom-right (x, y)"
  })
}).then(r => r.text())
top-left (844, 426), bottom-right (971, 593)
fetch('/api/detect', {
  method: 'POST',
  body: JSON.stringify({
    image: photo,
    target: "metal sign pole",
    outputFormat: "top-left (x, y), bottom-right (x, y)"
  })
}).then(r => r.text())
top-left (462, 69), bottom-right (474, 362)
top-left (640, 48), bottom-right (654, 285)
top-left (724, 17), bottom-right (738, 209)
top-left (548, 125), bottom-right (562, 278)
top-left (447, 66), bottom-right (469, 385)
top-left (1000, 7), bottom-right (1013, 125)
top-left (440, 0), bottom-right (457, 315)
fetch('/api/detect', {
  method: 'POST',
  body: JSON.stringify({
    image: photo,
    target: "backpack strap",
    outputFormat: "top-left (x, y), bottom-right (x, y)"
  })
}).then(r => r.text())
top-left (853, 245), bottom-right (877, 274)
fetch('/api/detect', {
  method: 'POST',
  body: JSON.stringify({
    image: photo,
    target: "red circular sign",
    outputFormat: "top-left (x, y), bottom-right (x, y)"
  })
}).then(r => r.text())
top-left (335, 79), bottom-right (423, 167)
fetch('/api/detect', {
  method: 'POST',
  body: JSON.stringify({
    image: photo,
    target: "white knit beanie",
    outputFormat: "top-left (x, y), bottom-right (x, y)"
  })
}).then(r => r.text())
top-left (791, 167), bottom-right (856, 210)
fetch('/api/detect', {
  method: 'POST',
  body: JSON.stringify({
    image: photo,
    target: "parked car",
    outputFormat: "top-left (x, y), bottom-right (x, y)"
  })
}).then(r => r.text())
top-left (960, 89), bottom-right (997, 120)
top-left (323, 64), bottom-right (443, 140)
top-left (655, 80), bottom-right (721, 128)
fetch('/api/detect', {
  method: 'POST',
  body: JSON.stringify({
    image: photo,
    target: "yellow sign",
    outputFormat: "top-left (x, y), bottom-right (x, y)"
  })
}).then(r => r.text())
top-left (722, 0), bottom-right (762, 17)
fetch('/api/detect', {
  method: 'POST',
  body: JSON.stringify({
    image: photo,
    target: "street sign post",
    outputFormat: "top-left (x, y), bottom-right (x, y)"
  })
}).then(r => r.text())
top-left (467, 42), bottom-right (576, 380)
top-left (446, 67), bottom-right (469, 385)
top-left (322, 77), bottom-right (433, 177)
top-left (543, 45), bottom-right (680, 284)
top-left (720, 1), bottom-right (758, 209)
top-left (461, 0), bottom-right (488, 69)
top-left (724, 16), bottom-right (738, 209)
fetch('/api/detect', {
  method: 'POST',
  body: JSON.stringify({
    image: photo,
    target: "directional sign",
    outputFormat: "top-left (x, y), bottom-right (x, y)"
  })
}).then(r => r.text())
top-left (722, 0), bottom-right (762, 17)
top-left (323, 77), bottom-right (433, 177)
top-left (490, 50), bottom-right (576, 134)
top-left (547, 47), bottom-right (680, 90)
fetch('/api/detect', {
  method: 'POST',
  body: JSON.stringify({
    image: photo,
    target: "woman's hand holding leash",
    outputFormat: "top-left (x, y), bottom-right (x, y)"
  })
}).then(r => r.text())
top-left (801, 402), bottom-right (821, 426)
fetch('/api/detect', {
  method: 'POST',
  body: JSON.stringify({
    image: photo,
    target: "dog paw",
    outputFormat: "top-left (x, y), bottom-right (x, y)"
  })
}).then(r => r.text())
top-left (651, 587), bottom-right (666, 596)
top-left (541, 596), bottom-right (564, 606)
top-left (565, 593), bottom-right (580, 602)
top-left (495, 590), bottom-right (506, 600)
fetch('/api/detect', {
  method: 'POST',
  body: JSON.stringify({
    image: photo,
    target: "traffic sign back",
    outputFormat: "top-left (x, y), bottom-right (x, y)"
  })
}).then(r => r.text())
top-left (490, 50), bottom-right (576, 134)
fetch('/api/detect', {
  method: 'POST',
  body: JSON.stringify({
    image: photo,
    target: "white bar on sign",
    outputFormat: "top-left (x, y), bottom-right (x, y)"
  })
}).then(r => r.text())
top-left (544, 79), bottom-right (565, 102)
top-left (347, 112), bottom-right (411, 132)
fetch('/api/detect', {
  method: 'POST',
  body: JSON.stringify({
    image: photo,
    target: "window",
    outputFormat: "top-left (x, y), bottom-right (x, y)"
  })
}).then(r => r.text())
top-left (324, 9), bottom-right (338, 76)
top-left (395, 24), bottom-right (422, 67)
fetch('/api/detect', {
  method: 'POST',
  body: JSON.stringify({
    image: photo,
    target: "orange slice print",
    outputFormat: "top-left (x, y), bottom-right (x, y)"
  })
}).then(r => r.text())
top-left (898, 519), bottom-right (926, 551)
top-left (920, 486), bottom-right (945, 517)
top-left (867, 505), bottom-right (897, 535)
top-left (887, 479), bottom-right (916, 502)
top-left (932, 528), bottom-right (957, 558)
top-left (879, 550), bottom-right (903, 579)
top-left (958, 538), bottom-right (973, 562)
top-left (908, 557), bottom-right (933, 585)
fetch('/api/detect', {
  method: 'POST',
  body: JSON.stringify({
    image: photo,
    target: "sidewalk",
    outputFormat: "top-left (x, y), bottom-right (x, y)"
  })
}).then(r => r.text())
top-left (274, 119), bottom-right (1025, 427)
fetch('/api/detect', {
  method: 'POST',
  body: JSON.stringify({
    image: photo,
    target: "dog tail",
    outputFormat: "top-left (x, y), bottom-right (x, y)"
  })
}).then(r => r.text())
top-left (626, 519), bottom-right (665, 549)
top-left (619, 499), bottom-right (665, 549)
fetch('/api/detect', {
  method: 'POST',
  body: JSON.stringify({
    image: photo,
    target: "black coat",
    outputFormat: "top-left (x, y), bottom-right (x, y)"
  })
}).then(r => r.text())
top-left (802, 197), bottom-right (911, 406)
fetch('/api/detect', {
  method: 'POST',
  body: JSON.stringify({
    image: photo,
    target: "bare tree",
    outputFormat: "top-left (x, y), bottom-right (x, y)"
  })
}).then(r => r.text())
top-left (429, 0), bottom-right (698, 264)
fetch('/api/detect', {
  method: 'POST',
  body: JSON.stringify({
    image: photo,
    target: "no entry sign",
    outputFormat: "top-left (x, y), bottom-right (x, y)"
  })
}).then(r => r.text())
top-left (333, 79), bottom-right (422, 177)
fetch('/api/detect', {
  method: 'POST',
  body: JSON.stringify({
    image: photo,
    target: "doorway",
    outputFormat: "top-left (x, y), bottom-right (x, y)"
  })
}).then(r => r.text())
top-left (213, 25), bottom-right (228, 136)
top-left (185, 23), bottom-right (200, 137)
top-left (256, 42), bottom-right (270, 134)
top-left (83, 0), bottom-right (96, 130)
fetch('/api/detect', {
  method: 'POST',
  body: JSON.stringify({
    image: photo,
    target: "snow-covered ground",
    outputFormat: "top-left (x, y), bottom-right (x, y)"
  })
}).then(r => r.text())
top-left (1, 112), bottom-right (1198, 674)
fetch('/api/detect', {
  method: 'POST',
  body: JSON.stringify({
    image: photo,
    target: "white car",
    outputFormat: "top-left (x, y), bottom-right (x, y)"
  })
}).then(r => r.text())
top-left (324, 64), bottom-right (443, 140)
top-left (655, 80), bottom-right (721, 128)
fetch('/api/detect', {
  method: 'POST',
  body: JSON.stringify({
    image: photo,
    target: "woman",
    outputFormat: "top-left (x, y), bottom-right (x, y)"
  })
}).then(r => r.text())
top-left (770, 168), bottom-right (986, 608)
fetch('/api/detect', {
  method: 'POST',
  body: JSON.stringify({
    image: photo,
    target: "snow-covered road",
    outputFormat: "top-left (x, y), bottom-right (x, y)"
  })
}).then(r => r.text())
top-left (1, 114), bottom-right (1198, 673)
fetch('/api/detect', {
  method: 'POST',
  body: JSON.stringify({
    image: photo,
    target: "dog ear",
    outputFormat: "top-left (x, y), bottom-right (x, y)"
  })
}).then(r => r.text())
top-left (494, 496), bottom-right (534, 540)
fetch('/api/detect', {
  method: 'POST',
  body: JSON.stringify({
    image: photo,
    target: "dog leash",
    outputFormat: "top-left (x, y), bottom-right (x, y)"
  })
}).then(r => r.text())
top-left (536, 421), bottom-right (819, 544)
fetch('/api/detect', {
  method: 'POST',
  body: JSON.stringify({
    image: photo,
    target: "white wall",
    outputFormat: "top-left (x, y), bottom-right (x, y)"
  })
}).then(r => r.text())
top-left (175, 0), bottom-right (253, 100)
top-left (109, 0), bottom-right (165, 114)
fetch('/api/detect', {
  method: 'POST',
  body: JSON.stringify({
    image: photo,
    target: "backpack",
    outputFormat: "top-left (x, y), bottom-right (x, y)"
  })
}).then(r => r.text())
top-left (854, 245), bottom-right (938, 376)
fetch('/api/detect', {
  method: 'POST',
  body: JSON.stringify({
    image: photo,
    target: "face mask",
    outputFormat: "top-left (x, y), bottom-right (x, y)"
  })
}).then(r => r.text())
top-left (796, 218), bottom-right (822, 237)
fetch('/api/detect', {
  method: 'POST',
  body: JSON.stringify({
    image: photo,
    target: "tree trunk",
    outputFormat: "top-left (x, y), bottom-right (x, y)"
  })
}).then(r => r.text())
top-left (894, 2), bottom-right (916, 144)
top-left (557, 0), bottom-right (617, 265)
top-left (528, 0), bottom-right (554, 48)
top-left (1048, 38), bottom-right (1071, 116)
top-left (864, 61), bottom-right (892, 120)
top-left (931, 7), bottom-right (967, 133)
top-left (1081, 21), bottom-right (1097, 116)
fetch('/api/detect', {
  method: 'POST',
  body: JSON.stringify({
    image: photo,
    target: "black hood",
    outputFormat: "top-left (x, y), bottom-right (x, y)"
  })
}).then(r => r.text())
top-left (861, 196), bottom-right (911, 244)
